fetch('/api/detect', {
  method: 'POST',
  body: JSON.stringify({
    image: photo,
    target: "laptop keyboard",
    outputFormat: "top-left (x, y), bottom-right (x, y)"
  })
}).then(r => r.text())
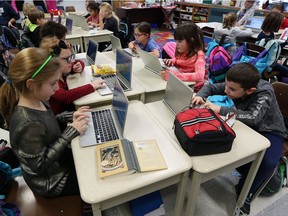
top-left (103, 75), bottom-right (128, 91)
top-left (92, 110), bottom-right (119, 144)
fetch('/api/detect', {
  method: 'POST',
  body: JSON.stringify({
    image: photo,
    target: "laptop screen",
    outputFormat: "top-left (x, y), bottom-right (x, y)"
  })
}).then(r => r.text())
top-left (66, 18), bottom-right (73, 33)
top-left (244, 17), bottom-right (264, 30)
top-left (86, 39), bottom-right (98, 64)
top-left (112, 80), bottom-right (129, 132)
top-left (116, 48), bottom-right (132, 84)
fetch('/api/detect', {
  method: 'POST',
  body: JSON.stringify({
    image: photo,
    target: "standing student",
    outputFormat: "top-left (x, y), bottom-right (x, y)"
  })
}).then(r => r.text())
top-left (87, 2), bottom-right (100, 28)
top-left (256, 11), bottom-right (288, 82)
top-left (271, 3), bottom-right (288, 29)
top-left (24, 9), bottom-right (46, 47)
top-left (0, 47), bottom-right (90, 197)
top-left (128, 22), bottom-right (161, 58)
top-left (236, 0), bottom-right (256, 26)
top-left (214, 12), bottom-right (252, 56)
top-left (160, 22), bottom-right (206, 92)
top-left (40, 37), bottom-right (105, 115)
top-left (191, 63), bottom-right (286, 215)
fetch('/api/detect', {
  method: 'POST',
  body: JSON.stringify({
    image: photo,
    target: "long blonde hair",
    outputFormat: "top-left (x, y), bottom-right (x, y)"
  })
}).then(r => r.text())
top-left (100, 2), bottom-right (120, 31)
top-left (0, 48), bottom-right (60, 128)
top-left (223, 12), bottom-right (237, 29)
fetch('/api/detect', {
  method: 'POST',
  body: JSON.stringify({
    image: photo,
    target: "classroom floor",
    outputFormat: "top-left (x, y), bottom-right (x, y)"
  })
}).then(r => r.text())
top-left (103, 171), bottom-right (288, 216)
top-left (150, 28), bottom-right (175, 51)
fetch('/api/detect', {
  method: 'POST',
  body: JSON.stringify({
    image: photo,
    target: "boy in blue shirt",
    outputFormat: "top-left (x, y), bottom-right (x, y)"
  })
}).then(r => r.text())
top-left (191, 62), bottom-right (287, 214)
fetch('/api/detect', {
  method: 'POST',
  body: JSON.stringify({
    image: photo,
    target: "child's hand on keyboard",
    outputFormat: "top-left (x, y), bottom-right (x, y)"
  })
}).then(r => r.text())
top-left (163, 59), bottom-right (175, 67)
top-left (72, 106), bottom-right (91, 135)
top-left (91, 79), bottom-right (106, 90)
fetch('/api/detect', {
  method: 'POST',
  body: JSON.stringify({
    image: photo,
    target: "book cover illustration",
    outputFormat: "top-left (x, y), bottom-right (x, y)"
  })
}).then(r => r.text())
top-left (100, 144), bottom-right (124, 172)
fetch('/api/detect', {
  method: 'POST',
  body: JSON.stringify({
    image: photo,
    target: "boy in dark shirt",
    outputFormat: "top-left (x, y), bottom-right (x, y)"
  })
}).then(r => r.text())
top-left (191, 63), bottom-right (287, 214)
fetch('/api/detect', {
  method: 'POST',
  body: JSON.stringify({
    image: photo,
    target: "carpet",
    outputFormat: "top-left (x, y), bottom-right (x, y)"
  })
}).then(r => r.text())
top-left (151, 29), bottom-right (175, 51)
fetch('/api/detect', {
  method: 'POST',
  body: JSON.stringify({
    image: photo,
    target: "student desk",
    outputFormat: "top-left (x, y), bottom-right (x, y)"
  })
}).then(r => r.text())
top-left (70, 100), bottom-right (192, 216)
top-left (145, 101), bottom-right (270, 216)
top-left (66, 52), bottom-right (145, 108)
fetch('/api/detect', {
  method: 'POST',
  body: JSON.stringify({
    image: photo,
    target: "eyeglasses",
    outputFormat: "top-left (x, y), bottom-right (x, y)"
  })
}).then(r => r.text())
top-left (134, 33), bottom-right (145, 37)
top-left (60, 54), bottom-right (75, 63)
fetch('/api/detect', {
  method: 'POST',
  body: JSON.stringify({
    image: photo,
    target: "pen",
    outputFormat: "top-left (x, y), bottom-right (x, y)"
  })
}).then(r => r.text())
top-left (225, 112), bottom-right (237, 122)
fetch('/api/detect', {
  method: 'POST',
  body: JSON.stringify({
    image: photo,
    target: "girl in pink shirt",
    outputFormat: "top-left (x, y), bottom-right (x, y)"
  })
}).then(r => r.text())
top-left (161, 22), bottom-right (207, 92)
top-left (87, 2), bottom-right (100, 28)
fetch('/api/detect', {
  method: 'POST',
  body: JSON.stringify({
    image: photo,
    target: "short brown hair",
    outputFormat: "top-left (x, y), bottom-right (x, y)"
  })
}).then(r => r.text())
top-left (262, 11), bottom-right (283, 33)
top-left (28, 9), bottom-right (44, 24)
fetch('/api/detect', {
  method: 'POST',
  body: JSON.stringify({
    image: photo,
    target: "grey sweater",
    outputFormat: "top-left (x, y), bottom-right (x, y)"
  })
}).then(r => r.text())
top-left (9, 104), bottom-right (79, 197)
top-left (196, 80), bottom-right (287, 138)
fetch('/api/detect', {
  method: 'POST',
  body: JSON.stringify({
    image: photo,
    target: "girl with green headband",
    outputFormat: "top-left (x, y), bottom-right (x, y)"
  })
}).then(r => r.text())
top-left (0, 48), bottom-right (90, 197)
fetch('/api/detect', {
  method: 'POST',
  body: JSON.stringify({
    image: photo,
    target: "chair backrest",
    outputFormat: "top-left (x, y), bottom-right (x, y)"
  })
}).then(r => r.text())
top-left (65, 6), bottom-right (76, 12)
top-left (272, 82), bottom-right (288, 120)
top-left (119, 22), bottom-right (128, 38)
top-left (1, 26), bottom-right (19, 49)
top-left (246, 43), bottom-right (266, 57)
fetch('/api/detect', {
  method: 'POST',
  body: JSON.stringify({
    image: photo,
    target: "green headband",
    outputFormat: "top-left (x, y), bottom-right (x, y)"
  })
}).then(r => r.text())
top-left (31, 55), bottom-right (53, 79)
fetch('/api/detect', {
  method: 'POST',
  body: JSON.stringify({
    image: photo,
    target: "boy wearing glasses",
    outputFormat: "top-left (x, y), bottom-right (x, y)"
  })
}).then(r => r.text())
top-left (128, 22), bottom-right (161, 58)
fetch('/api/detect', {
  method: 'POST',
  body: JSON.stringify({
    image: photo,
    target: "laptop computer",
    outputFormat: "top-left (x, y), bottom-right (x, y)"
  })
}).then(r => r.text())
top-left (77, 39), bottom-right (98, 66)
top-left (163, 73), bottom-right (194, 115)
top-left (68, 13), bottom-right (92, 31)
top-left (110, 35), bottom-right (138, 57)
top-left (80, 79), bottom-right (129, 147)
top-left (65, 17), bottom-right (73, 34)
top-left (137, 47), bottom-right (167, 76)
top-left (95, 48), bottom-right (133, 95)
top-left (244, 17), bottom-right (264, 33)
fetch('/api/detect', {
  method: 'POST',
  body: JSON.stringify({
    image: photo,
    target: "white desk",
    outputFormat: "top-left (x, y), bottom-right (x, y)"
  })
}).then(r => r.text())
top-left (67, 53), bottom-right (145, 108)
top-left (71, 100), bottom-right (192, 216)
top-left (145, 101), bottom-right (270, 216)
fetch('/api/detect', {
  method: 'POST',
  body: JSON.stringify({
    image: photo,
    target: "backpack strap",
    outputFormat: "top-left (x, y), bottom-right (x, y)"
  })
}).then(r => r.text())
top-left (219, 34), bottom-right (234, 49)
top-left (249, 48), bottom-right (269, 65)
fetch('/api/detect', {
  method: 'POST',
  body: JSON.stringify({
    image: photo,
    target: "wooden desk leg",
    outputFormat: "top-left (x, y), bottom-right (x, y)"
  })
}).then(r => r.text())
top-left (174, 171), bottom-right (189, 216)
top-left (92, 203), bottom-right (102, 216)
top-left (185, 171), bottom-right (203, 216)
top-left (233, 150), bottom-right (266, 216)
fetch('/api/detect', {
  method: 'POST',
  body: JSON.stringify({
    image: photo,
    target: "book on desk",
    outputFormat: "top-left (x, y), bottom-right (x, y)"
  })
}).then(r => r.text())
top-left (96, 139), bottom-right (167, 178)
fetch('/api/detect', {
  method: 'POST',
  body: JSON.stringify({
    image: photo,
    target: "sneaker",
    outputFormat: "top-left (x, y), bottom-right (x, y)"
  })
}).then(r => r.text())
top-left (240, 198), bottom-right (251, 215)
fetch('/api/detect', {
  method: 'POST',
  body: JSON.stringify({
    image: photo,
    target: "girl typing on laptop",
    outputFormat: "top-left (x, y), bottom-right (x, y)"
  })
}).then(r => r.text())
top-left (40, 37), bottom-right (106, 115)
top-left (160, 22), bottom-right (207, 92)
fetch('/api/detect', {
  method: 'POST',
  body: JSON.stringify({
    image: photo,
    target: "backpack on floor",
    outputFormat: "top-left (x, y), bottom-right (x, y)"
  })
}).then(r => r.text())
top-left (206, 35), bottom-right (233, 84)
top-left (256, 38), bottom-right (281, 72)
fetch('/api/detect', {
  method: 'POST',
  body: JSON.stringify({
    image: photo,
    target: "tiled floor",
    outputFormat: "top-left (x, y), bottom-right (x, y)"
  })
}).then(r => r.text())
top-left (103, 171), bottom-right (288, 216)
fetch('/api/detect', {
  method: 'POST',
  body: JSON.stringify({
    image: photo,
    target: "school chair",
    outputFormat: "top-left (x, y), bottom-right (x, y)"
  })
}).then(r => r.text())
top-left (65, 6), bottom-right (76, 12)
top-left (161, 5), bottom-right (177, 29)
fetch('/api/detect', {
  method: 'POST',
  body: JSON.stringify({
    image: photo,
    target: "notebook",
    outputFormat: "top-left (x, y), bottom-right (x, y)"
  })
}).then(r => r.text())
top-left (80, 79), bottom-right (129, 147)
top-left (68, 13), bottom-right (92, 31)
top-left (65, 17), bottom-right (73, 34)
top-left (110, 35), bottom-right (138, 57)
top-left (137, 47), bottom-right (166, 76)
top-left (95, 48), bottom-right (132, 96)
top-left (162, 73), bottom-right (194, 115)
top-left (77, 39), bottom-right (98, 66)
top-left (244, 17), bottom-right (264, 33)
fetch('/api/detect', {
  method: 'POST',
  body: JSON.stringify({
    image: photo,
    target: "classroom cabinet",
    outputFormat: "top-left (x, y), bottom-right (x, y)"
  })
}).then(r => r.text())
top-left (174, 2), bottom-right (210, 23)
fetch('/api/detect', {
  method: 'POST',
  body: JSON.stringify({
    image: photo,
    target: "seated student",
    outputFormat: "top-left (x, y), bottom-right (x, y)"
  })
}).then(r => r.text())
top-left (0, 0), bottom-right (20, 28)
top-left (160, 22), bottom-right (206, 92)
top-left (271, 3), bottom-right (288, 29)
top-left (256, 11), bottom-right (288, 82)
top-left (40, 37), bottom-right (106, 115)
top-left (87, 2), bottom-right (100, 28)
top-left (40, 21), bottom-right (68, 40)
top-left (191, 62), bottom-right (287, 215)
top-left (98, 2), bottom-right (120, 51)
top-left (0, 47), bottom-right (89, 197)
top-left (21, 2), bottom-right (37, 29)
top-left (236, 0), bottom-right (256, 26)
top-left (214, 12), bottom-right (253, 56)
top-left (128, 22), bottom-right (161, 58)
top-left (83, 0), bottom-right (95, 18)
top-left (24, 9), bottom-right (46, 47)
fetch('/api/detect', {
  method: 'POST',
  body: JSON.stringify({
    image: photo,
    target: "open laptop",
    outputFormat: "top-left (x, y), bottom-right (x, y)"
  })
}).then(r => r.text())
top-left (77, 39), bottom-right (98, 66)
top-left (95, 48), bottom-right (132, 96)
top-left (110, 35), bottom-right (138, 57)
top-left (163, 73), bottom-right (194, 115)
top-left (137, 47), bottom-right (167, 76)
top-left (80, 80), bottom-right (129, 147)
top-left (244, 17), bottom-right (264, 33)
top-left (68, 13), bottom-right (92, 31)
top-left (65, 17), bottom-right (73, 34)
